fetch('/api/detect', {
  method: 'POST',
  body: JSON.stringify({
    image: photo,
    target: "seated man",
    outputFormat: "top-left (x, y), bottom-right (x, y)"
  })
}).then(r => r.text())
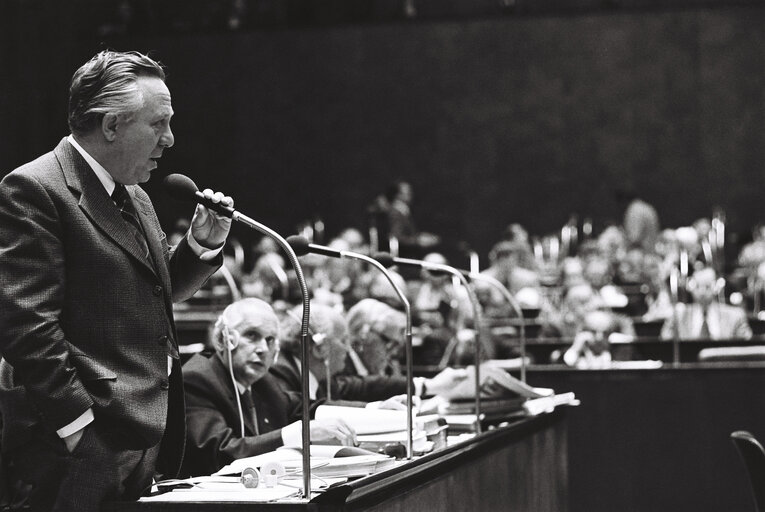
top-left (563, 310), bottom-right (628, 369)
top-left (181, 298), bottom-right (356, 477)
top-left (274, 301), bottom-right (467, 403)
top-left (661, 266), bottom-right (753, 340)
top-left (343, 298), bottom-right (469, 398)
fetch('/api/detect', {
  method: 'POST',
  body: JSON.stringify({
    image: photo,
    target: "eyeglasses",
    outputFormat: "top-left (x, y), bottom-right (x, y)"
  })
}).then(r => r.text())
top-left (372, 330), bottom-right (402, 351)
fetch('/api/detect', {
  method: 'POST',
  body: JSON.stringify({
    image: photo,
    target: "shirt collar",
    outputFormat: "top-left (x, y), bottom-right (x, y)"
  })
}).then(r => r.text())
top-left (67, 135), bottom-right (116, 196)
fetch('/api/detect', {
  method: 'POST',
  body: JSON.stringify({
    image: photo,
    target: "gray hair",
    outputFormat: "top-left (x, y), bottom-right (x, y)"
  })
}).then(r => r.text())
top-left (68, 50), bottom-right (166, 136)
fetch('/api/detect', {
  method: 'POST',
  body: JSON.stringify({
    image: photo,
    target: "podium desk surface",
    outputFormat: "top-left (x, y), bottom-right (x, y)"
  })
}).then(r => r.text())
top-left (104, 409), bottom-right (567, 512)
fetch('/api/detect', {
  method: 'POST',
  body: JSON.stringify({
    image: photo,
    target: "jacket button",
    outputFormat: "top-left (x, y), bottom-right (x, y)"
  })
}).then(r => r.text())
top-left (153, 285), bottom-right (163, 296)
top-left (158, 335), bottom-right (169, 346)
top-left (160, 379), bottom-right (170, 390)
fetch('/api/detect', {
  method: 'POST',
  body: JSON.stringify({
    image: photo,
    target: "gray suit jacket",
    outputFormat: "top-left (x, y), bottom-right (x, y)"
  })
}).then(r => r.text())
top-left (0, 137), bottom-right (220, 476)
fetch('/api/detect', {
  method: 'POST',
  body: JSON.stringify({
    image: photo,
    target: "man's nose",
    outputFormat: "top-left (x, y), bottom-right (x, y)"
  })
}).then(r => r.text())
top-left (159, 125), bottom-right (174, 148)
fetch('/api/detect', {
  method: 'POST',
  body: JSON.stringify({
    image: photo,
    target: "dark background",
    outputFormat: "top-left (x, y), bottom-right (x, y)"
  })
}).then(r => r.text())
top-left (2, 0), bottom-right (765, 264)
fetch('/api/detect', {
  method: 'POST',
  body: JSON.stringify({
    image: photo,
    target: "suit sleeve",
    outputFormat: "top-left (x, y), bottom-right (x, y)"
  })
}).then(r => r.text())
top-left (0, 172), bottom-right (94, 430)
top-left (332, 374), bottom-right (407, 402)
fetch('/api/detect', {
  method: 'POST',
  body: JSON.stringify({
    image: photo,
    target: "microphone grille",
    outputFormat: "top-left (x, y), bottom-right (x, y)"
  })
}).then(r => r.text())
top-left (163, 173), bottom-right (199, 201)
top-left (286, 235), bottom-right (311, 256)
top-left (374, 252), bottom-right (395, 268)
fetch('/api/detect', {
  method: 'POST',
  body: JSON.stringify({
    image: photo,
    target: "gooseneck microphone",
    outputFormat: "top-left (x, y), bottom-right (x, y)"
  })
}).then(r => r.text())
top-left (164, 173), bottom-right (236, 218)
top-left (286, 235), bottom-right (416, 460)
top-left (164, 174), bottom-right (313, 497)
top-left (375, 253), bottom-right (488, 434)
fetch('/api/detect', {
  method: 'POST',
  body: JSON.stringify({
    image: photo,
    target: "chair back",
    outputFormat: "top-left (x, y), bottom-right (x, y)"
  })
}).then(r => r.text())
top-left (731, 430), bottom-right (765, 512)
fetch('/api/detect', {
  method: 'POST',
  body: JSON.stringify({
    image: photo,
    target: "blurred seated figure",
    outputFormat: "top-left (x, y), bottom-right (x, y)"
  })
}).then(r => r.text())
top-left (596, 225), bottom-right (628, 269)
top-left (410, 253), bottom-right (474, 366)
top-left (736, 224), bottom-right (765, 312)
top-left (274, 302), bottom-right (468, 403)
top-left (365, 266), bottom-right (408, 311)
top-left (563, 310), bottom-right (630, 369)
top-left (370, 180), bottom-right (440, 257)
top-left (540, 283), bottom-right (635, 339)
top-left (641, 252), bottom-right (675, 322)
top-left (309, 236), bottom-right (367, 309)
top-left (345, 298), bottom-right (407, 377)
top-left (241, 251), bottom-right (291, 302)
top-left (583, 256), bottom-right (629, 311)
top-left (660, 266), bottom-right (752, 340)
top-left (271, 303), bottom-right (351, 401)
top-left (619, 189), bottom-right (660, 254)
top-left (181, 298), bottom-right (356, 477)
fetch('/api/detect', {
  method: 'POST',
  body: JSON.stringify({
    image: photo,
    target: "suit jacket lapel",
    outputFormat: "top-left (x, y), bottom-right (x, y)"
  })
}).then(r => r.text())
top-left (54, 138), bottom-right (159, 278)
top-left (130, 188), bottom-right (171, 289)
top-left (210, 355), bottom-right (257, 436)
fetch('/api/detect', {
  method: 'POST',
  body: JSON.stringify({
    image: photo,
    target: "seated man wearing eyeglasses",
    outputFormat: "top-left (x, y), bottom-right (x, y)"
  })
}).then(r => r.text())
top-left (180, 298), bottom-right (356, 477)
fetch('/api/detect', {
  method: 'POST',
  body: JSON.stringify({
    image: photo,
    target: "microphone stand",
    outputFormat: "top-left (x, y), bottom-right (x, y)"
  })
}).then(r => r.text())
top-left (342, 252), bottom-right (414, 459)
top-left (392, 257), bottom-right (488, 434)
top-left (669, 267), bottom-right (681, 367)
top-left (285, 237), bottom-right (416, 460)
top-left (228, 213), bottom-right (313, 498)
top-left (464, 272), bottom-right (527, 383)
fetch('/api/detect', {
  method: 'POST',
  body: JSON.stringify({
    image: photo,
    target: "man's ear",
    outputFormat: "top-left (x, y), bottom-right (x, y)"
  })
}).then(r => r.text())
top-left (101, 113), bottom-right (119, 141)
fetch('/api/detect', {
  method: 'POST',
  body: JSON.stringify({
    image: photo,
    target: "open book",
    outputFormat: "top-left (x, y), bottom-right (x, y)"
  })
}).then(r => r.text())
top-left (439, 363), bottom-right (554, 401)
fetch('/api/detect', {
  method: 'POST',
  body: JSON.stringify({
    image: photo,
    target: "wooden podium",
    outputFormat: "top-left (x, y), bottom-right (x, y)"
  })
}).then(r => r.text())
top-left (104, 409), bottom-right (568, 512)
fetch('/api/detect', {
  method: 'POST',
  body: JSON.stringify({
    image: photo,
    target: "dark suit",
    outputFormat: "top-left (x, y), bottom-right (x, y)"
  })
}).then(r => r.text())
top-left (181, 351), bottom-right (317, 477)
top-left (271, 352), bottom-right (408, 403)
top-left (0, 138), bottom-right (220, 508)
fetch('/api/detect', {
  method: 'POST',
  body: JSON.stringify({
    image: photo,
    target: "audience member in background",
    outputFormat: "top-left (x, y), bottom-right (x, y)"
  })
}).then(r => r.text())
top-left (660, 267), bottom-right (752, 340)
top-left (366, 266), bottom-right (408, 311)
top-left (378, 180), bottom-right (440, 256)
top-left (619, 188), bottom-right (660, 253)
top-left (345, 298), bottom-right (407, 376)
top-left (500, 222), bottom-right (538, 271)
top-left (582, 256), bottom-right (629, 311)
top-left (641, 252), bottom-right (675, 322)
top-left (241, 251), bottom-right (291, 302)
top-left (181, 298), bottom-right (356, 477)
top-left (541, 283), bottom-right (635, 339)
top-left (562, 310), bottom-right (631, 369)
top-left (271, 303), bottom-right (351, 401)
top-left (482, 240), bottom-right (542, 296)
top-left (596, 225), bottom-right (628, 269)
top-left (309, 236), bottom-right (367, 309)
top-left (274, 302), bottom-right (467, 404)
top-left (410, 253), bottom-right (474, 366)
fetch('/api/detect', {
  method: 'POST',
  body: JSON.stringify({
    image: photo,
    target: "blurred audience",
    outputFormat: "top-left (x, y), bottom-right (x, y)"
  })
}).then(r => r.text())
top-left (660, 266), bottom-right (752, 340)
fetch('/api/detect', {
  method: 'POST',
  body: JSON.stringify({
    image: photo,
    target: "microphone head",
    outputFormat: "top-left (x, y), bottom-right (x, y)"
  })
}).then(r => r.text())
top-left (374, 252), bottom-right (395, 268)
top-left (286, 235), bottom-right (311, 257)
top-left (163, 173), bottom-right (199, 201)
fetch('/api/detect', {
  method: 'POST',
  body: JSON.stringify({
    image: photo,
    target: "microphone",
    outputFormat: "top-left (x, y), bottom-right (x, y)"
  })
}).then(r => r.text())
top-left (374, 253), bottom-right (488, 434)
top-left (286, 235), bottom-right (344, 259)
top-left (164, 173), bottom-right (313, 497)
top-left (287, 235), bottom-right (417, 460)
top-left (163, 173), bottom-right (235, 218)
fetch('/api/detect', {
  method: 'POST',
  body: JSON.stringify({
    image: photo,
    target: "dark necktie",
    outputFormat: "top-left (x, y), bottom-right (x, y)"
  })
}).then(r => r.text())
top-left (699, 311), bottom-right (711, 339)
top-left (112, 184), bottom-right (150, 260)
top-left (241, 389), bottom-right (260, 435)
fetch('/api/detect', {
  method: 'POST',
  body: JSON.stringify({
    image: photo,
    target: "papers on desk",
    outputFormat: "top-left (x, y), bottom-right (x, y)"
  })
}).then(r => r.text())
top-left (522, 392), bottom-right (580, 416)
top-left (439, 363), bottom-right (554, 401)
top-left (140, 476), bottom-right (307, 502)
top-left (215, 444), bottom-right (397, 479)
top-left (315, 405), bottom-right (408, 434)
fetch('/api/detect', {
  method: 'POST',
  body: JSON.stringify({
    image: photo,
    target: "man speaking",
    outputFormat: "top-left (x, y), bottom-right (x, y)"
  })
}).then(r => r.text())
top-left (0, 50), bottom-right (233, 511)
